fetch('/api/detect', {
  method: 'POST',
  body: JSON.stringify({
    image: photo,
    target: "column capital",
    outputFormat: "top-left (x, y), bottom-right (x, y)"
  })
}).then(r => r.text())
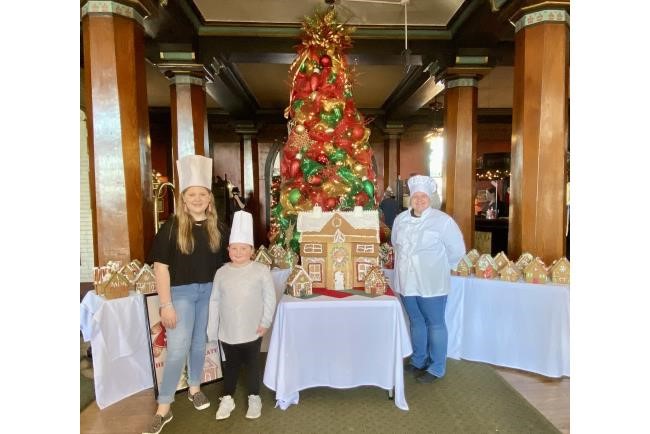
top-left (158, 63), bottom-right (207, 86)
top-left (439, 66), bottom-right (491, 88)
top-left (235, 122), bottom-right (260, 136)
top-left (381, 122), bottom-right (404, 138)
top-left (510, 1), bottom-right (570, 33)
top-left (80, 1), bottom-right (157, 26)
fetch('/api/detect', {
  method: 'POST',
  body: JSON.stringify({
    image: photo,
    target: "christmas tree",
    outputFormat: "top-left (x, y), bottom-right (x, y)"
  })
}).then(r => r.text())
top-left (269, 8), bottom-right (378, 253)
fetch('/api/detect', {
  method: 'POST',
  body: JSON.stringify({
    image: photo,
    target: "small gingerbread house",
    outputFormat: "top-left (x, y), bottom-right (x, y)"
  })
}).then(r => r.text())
top-left (364, 266), bottom-right (388, 296)
top-left (515, 252), bottom-right (534, 272)
top-left (103, 271), bottom-right (130, 299)
top-left (493, 251), bottom-right (509, 271)
top-left (276, 249), bottom-right (299, 269)
top-left (454, 255), bottom-right (474, 276)
top-left (498, 261), bottom-right (521, 282)
top-left (523, 258), bottom-right (549, 284)
top-left (549, 257), bottom-right (570, 284)
top-left (253, 246), bottom-right (273, 267)
top-left (285, 266), bottom-right (313, 298)
top-left (466, 249), bottom-right (480, 265)
top-left (298, 206), bottom-right (380, 291)
top-left (135, 264), bottom-right (156, 294)
top-left (269, 245), bottom-right (288, 269)
top-left (475, 254), bottom-right (498, 279)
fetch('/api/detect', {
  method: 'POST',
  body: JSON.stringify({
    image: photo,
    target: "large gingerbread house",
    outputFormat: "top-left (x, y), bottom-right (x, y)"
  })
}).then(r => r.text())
top-left (297, 206), bottom-right (380, 290)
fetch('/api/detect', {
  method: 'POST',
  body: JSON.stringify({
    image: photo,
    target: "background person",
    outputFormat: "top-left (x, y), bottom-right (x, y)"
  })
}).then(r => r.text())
top-left (391, 175), bottom-right (465, 384)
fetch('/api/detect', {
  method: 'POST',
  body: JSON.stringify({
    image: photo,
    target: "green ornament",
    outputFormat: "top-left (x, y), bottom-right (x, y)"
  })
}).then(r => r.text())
top-left (320, 111), bottom-right (337, 126)
top-left (288, 188), bottom-right (302, 205)
top-left (331, 107), bottom-right (343, 123)
top-left (344, 88), bottom-right (353, 98)
top-left (337, 166), bottom-right (356, 184)
top-left (300, 157), bottom-right (322, 177)
top-left (299, 61), bottom-right (307, 72)
top-left (340, 195), bottom-right (355, 210)
top-left (349, 181), bottom-right (362, 195)
top-left (328, 148), bottom-right (347, 162)
top-left (293, 99), bottom-right (304, 110)
top-left (327, 72), bottom-right (337, 84)
top-left (362, 179), bottom-right (375, 198)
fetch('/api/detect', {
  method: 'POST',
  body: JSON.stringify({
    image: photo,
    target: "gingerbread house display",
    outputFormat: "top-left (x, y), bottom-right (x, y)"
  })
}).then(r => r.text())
top-left (475, 254), bottom-right (498, 279)
top-left (103, 271), bottom-right (130, 299)
top-left (364, 266), bottom-right (389, 296)
top-left (453, 255), bottom-right (474, 276)
top-left (135, 264), bottom-right (156, 294)
top-left (466, 249), bottom-right (480, 265)
top-left (493, 251), bottom-right (509, 271)
top-left (285, 266), bottom-right (313, 298)
top-left (297, 205), bottom-right (380, 291)
top-left (253, 245), bottom-right (273, 268)
top-left (549, 257), bottom-right (570, 284)
top-left (523, 257), bottom-right (549, 284)
top-left (498, 261), bottom-right (522, 282)
top-left (379, 243), bottom-right (394, 269)
top-left (515, 252), bottom-right (534, 271)
top-left (269, 244), bottom-right (290, 269)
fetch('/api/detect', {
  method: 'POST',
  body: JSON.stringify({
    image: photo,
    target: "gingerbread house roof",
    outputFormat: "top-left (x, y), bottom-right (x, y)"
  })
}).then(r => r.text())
top-left (297, 206), bottom-right (379, 242)
top-left (515, 252), bottom-right (534, 269)
top-left (493, 251), bottom-right (509, 268)
top-left (287, 266), bottom-right (312, 285)
top-left (476, 254), bottom-right (497, 270)
top-left (523, 258), bottom-right (547, 273)
top-left (499, 261), bottom-right (520, 275)
top-left (549, 257), bottom-right (570, 273)
top-left (466, 249), bottom-right (480, 264)
top-left (135, 264), bottom-right (155, 282)
top-left (455, 255), bottom-right (474, 271)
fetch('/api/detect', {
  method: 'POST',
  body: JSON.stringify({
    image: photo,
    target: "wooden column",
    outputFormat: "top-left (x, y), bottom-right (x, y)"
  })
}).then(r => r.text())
top-left (382, 123), bottom-right (403, 191)
top-left (81, 0), bottom-right (155, 265)
top-left (236, 123), bottom-right (262, 246)
top-left (509, 4), bottom-right (569, 263)
top-left (442, 76), bottom-right (479, 250)
top-left (161, 67), bottom-right (210, 191)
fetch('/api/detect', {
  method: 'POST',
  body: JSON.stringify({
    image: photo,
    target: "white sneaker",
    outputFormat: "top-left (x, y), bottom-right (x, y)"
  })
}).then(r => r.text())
top-left (215, 395), bottom-right (235, 420)
top-left (245, 394), bottom-right (262, 419)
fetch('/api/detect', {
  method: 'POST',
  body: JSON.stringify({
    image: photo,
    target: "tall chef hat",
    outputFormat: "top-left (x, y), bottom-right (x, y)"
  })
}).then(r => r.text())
top-left (407, 175), bottom-right (437, 197)
top-left (229, 210), bottom-right (254, 246)
top-left (177, 155), bottom-right (212, 192)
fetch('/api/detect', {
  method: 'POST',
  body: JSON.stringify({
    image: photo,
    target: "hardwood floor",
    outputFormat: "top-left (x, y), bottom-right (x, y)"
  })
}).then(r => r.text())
top-left (80, 363), bottom-right (569, 433)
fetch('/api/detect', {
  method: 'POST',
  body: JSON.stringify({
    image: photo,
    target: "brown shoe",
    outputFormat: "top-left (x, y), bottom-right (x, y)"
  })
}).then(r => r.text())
top-left (188, 390), bottom-right (210, 410)
top-left (142, 411), bottom-right (173, 434)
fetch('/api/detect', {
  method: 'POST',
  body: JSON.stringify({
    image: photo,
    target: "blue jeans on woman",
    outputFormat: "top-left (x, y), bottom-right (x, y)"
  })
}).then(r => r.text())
top-left (400, 294), bottom-right (448, 378)
top-left (158, 282), bottom-right (212, 404)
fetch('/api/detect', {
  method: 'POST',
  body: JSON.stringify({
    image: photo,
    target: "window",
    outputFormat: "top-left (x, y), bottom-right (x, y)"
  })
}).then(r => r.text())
top-left (356, 262), bottom-right (373, 282)
top-left (356, 244), bottom-right (374, 253)
top-left (308, 263), bottom-right (322, 282)
top-left (304, 243), bottom-right (323, 254)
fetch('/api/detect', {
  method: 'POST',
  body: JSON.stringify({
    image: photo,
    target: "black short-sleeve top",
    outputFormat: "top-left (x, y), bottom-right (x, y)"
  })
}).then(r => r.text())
top-left (147, 216), bottom-right (228, 287)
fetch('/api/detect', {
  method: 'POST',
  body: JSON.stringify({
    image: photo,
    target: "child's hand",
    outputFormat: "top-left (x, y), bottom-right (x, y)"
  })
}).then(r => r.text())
top-left (256, 326), bottom-right (268, 337)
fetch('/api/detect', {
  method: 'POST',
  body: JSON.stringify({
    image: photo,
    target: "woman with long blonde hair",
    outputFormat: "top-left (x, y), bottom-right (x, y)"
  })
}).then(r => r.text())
top-left (144, 155), bottom-right (228, 434)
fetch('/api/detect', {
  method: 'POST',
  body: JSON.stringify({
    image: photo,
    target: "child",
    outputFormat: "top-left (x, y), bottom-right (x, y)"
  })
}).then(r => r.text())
top-left (208, 210), bottom-right (277, 420)
top-left (143, 155), bottom-right (228, 434)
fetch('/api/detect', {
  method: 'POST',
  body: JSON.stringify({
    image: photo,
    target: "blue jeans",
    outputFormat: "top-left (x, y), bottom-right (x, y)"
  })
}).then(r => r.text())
top-left (158, 282), bottom-right (212, 404)
top-left (400, 294), bottom-right (448, 378)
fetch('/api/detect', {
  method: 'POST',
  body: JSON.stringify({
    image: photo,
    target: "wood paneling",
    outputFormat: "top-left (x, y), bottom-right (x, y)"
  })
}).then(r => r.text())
top-left (444, 84), bottom-right (477, 250)
top-left (509, 20), bottom-right (568, 264)
top-left (82, 13), bottom-right (153, 265)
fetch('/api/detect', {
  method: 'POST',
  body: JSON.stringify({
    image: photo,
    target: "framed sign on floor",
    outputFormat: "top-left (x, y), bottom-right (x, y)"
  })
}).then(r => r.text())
top-left (143, 294), bottom-right (222, 398)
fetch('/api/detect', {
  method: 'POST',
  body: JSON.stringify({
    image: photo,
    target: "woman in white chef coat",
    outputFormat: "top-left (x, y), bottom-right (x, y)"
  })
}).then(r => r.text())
top-left (391, 175), bottom-right (465, 383)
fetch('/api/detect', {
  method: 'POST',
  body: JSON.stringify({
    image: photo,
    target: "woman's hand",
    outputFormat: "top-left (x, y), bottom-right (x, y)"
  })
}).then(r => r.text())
top-left (256, 326), bottom-right (268, 337)
top-left (160, 306), bottom-right (177, 329)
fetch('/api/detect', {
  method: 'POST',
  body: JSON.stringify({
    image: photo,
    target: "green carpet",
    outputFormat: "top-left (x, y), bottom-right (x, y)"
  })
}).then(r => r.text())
top-left (155, 359), bottom-right (560, 434)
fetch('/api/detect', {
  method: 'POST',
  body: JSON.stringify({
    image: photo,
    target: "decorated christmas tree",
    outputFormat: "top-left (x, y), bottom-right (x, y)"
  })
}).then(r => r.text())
top-left (269, 8), bottom-right (378, 253)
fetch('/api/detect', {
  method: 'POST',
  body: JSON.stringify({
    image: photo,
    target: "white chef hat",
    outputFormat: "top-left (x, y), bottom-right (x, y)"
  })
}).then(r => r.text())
top-left (229, 210), bottom-right (254, 246)
top-left (407, 175), bottom-right (437, 197)
top-left (177, 155), bottom-right (212, 193)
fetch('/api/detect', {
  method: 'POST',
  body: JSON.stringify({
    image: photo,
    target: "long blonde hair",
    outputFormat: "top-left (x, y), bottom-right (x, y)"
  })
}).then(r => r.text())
top-left (175, 188), bottom-right (222, 255)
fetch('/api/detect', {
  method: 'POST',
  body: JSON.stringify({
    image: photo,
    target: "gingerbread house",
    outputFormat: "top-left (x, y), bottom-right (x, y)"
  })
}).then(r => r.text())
top-left (269, 244), bottom-right (289, 268)
top-left (135, 264), bottom-right (156, 294)
top-left (285, 266), bottom-right (313, 297)
top-left (454, 255), bottom-right (474, 276)
top-left (466, 249), bottom-right (480, 265)
top-left (515, 252), bottom-right (534, 271)
top-left (475, 254), bottom-right (498, 279)
top-left (498, 261), bottom-right (521, 282)
top-left (523, 258), bottom-right (549, 284)
top-left (493, 251), bottom-right (509, 271)
top-left (364, 267), bottom-right (388, 296)
top-left (103, 271), bottom-right (130, 299)
top-left (253, 246), bottom-right (273, 267)
top-left (549, 257), bottom-right (570, 284)
top-left (297, 206), bottom-right (380, 290)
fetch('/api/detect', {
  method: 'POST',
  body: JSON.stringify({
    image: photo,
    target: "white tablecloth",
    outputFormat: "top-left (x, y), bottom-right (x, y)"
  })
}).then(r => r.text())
top-left (262, 291), bottom-right (413, 411)
top-left (383, 270), bottom-right (570, 378)
top-left (80, 291), bottom-right (153, 409)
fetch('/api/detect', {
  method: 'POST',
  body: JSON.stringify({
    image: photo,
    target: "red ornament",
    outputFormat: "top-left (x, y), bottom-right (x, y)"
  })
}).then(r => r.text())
top-left (316, 154), bottom-right (329, 165)
top-left (289, 160), bottom-right (301, 178)
top-left (351, 125), bottom-right (365, 141)
top-left (308, 175), bottom-right (322, 186)
top-left (354, 191), bottom-right (369, 206)
top-left (320, 54), bottom-right (332, 67)
top-left (310, 75), bottom-right (320, 92)
top-left (325, 197), bottom-right (338, 210)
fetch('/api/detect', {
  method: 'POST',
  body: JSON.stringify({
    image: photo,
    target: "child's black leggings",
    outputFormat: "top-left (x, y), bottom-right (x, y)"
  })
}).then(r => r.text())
top-left (220, 337), bottom-right (262, 396)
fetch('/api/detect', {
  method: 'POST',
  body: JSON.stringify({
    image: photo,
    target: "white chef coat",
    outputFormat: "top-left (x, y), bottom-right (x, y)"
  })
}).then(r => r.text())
top-left (391, 207), bottom-right (465, 297)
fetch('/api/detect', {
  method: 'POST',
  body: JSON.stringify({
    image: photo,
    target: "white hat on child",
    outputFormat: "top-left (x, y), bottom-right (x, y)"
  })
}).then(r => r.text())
top-left (177, 155), bottom-right (212, 192)
top-left (229, 210), bottom-right (254, 246)
top-left (407, 175), bottom-right (437, 196)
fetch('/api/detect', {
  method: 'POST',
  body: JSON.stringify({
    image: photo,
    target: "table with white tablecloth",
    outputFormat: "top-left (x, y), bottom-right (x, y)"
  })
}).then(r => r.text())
top-left (262, 291), bottom-right (413, 411)
top-left (80, 291), bottom-right (153, 409)
top-left (383, 270), bottom-right (570, 378)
